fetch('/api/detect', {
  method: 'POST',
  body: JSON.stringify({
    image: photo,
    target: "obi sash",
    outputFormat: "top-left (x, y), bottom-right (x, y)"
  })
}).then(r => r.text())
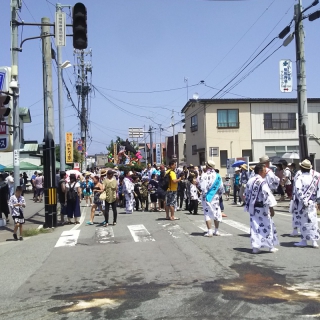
top-left (206, 173), bottom-right (221, 203)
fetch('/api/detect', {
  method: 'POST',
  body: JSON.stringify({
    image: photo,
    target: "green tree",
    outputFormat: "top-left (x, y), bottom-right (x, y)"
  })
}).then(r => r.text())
top-left (55, 145), bottom-right (81, 164)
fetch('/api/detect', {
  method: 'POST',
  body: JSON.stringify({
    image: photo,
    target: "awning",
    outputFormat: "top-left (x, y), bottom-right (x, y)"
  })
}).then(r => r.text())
top-left (4, 162), bottom-right (42, 171)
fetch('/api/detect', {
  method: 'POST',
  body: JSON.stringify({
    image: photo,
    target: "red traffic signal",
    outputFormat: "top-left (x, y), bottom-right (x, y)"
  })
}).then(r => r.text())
top-left (73, 2), bottom-right (88, 50)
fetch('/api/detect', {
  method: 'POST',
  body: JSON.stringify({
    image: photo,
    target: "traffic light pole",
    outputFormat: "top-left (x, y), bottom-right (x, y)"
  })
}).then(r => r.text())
top-left (42, 17), bottom-right (57, 228)
top-left (11, 0), bottom-right (20, 190)
top-left (80, 51), bottom-right (87, 171)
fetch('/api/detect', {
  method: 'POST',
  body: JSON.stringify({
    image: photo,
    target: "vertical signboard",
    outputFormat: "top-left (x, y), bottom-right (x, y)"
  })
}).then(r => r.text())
top-left (280, 59), bottom-right (293, 93)
top-left (55, 11), bottom-right (66, 47)
top-left (65, 132), bottom-right (73, 163)
top-left (156, 143), bottom-right (161, 164)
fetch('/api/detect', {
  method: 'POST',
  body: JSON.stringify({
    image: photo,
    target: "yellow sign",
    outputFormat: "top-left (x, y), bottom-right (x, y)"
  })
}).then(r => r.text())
top-left (48, 188), bottom-right (57, 205)
top-left (66, 132), bottom-right (73, 163)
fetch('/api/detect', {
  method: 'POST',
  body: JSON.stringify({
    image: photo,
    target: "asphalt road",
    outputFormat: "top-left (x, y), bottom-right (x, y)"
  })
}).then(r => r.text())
top-left (0, 199), bottom-right (319, 320)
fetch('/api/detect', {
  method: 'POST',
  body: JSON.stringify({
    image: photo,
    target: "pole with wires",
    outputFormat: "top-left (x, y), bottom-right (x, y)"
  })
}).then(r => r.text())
top-left (10, 0), bottom-right (20, 190)
top-left (295, 0), bottom-right (309, 160)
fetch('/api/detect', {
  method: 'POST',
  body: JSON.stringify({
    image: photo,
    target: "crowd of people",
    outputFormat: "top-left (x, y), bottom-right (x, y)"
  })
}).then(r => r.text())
top-left (1, 154), bottom-right (319, 251)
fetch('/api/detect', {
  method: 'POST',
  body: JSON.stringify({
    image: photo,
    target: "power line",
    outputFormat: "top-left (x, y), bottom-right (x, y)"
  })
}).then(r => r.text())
top-left (94, 83), bottom-right (199, 94)
top-left (203, 0), bottom-right (277, 81)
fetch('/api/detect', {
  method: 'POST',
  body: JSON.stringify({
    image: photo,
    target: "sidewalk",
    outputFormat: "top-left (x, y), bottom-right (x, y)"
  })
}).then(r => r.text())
top-left (0, 192), bottom-right (46, 243)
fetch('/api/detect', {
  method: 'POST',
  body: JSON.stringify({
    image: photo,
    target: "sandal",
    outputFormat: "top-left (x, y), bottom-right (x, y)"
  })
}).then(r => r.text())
top-left (113, 222), bottom-right (117, 225)
top-left (103, 223), bottom-right (109, 227)
top-left (86, 221), bottom-right (94, 225)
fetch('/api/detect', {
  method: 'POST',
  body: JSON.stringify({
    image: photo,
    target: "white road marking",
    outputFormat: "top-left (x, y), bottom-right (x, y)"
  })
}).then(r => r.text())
top-left (195, 221), bottom-right (232, 236)
top-left (55, 230), bottom-right (80, 247)
top-left (95, 226), bottom-right (114, 244)
top-left (222, 219), bottom-right (250, 234)
top-left (159, 222), bottom-right (189, 239)
top-left (127, 224), bottom-right (155, 242)
top-left (71, 206), bottom-right (86, 231)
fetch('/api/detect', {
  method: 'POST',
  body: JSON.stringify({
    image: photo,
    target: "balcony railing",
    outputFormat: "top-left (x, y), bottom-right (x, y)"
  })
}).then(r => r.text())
top-left (264, 119), bottom-right (296, 130)
top-left (217, 122), bottom-right (239, 128)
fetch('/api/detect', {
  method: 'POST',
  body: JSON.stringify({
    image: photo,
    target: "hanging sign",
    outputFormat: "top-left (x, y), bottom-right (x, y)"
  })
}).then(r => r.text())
top-left (66, 132), bottom-right (73, 163)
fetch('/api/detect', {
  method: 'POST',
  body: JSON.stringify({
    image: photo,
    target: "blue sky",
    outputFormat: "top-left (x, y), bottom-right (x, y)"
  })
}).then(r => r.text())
top-left (1, 0), bottom-right (320, 155)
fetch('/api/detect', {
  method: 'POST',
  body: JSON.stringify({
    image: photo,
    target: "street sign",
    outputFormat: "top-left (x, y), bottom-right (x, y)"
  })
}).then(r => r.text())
top-left (156, 143), bottom-right (161, 164)
top-left (66, 132), bottom-right (73, 163)
top-left (14, 149), bottom-right (19, 166)
top-left (0, 72), bottom-right (5, 90)
top-left (0, 137), bottom-right (7, 150)
top-left (55, 11), bottom-right (66, 47)
top-left (129, 127), bottom-right (144, 138)
top-left (77, 139), bottom-right (82, 145)
top-left (280, 59), bottom-right (293, 93)
top-left (0, 122), bottom-right (6, 135)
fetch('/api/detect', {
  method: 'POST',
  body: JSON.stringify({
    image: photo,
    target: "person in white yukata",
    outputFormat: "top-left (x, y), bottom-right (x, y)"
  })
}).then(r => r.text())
top-left (290, 159), bottom-right (320, 237)
top-left (200, 160), bottom-right (224, 237)
top-left (122, 170), bottom-right (135, 214)
top-left (259, 155), bottom-right (280, 191)
top-left (244, 163), bottom-right (279, 254)
top-left (292, 159), bottom-right (320, 248)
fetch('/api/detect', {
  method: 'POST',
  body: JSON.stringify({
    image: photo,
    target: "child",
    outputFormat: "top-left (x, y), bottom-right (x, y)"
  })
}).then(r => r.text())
top-left (188, 179), bottom-right (199, 215)
top-left (224, 176), bottom-right (231, 201)
top-left (9, 186), bottom-right (26, 241)
top-left (140, 178), bottom-right (149, 212)
top-left (133, 176), bottom-right (141, 211)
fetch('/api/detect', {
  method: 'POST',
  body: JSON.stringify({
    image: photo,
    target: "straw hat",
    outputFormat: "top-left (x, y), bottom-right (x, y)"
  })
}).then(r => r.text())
top-left (100, 169), bottom-right (107, 176)
top-left (299, 159), bottom-right (312, 170)
top-left (240, 164), bottom-right (248, 170)
top-left (205, 160), bottom-right (215, 168)
top-left (259, 155), bottom-right (270, 163)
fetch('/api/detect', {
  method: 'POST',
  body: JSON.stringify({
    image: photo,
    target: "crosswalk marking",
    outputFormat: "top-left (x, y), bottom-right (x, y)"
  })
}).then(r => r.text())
top-left (95, 227), bottom-right (114, 244)
top-left (222, 219), bottom-right (250, 234)
top-left (127, 224), bottom-right (156, 242)
top-left (159, 222), bottom-right (189, 238)
top-left (194, 220), bottom-right (232, 236)
top-left (55, 230), bottom-right (80, 248)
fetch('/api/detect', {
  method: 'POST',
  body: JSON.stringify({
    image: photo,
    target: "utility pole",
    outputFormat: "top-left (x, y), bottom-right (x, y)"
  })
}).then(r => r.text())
top-left (11, 0), bottom-right (21, 190)
top-left (149, 125), bottom-right (153, 165)
top-left (295, 0), bottom-right (309, 160)
top-left (172, 110), bottom-right (176, 161)
top-left (42, 17), bottom-right (57, 228)
top-left (56, 3), bottom-right (65, 172)
top-left (159, 124), bottom-right (162, 164)
top-left (80, 51), bottom-right (86, 171)
top-left (144, 124), bottom-right (147, 165)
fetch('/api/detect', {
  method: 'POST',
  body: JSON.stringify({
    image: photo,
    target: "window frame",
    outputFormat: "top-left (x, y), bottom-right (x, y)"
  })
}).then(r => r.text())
top-left (220, 150), bottom-right (228, 167)
top-left (191, 115), bottom-right (198, 132)
top-left (263, 113), bottom-right (296, 130)
top-left (217, 109), bottom-right (239, 128)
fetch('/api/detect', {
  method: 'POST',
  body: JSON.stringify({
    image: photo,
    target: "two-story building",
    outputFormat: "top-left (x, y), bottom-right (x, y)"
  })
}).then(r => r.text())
top-left (182, 98), bottom-right (320, 176)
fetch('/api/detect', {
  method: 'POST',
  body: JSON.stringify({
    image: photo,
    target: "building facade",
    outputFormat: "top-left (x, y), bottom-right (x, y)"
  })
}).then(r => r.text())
top-left (182, 98), bottom-right (320, 175)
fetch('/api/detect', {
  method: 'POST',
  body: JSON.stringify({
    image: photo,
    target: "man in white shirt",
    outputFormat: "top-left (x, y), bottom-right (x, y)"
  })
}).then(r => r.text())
top-left (280, 159), bottom-right (292, 199)
top-left (6, 172), bottom-right (14, 197)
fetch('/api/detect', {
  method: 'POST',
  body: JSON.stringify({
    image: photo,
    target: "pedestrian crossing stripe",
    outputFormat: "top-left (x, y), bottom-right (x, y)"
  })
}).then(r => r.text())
top-left (55, 219), bottom-right (257, 247)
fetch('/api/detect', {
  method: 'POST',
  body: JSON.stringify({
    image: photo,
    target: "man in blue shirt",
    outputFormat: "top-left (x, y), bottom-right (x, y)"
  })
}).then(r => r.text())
top-left (233, 167), bottom-right (241, 205)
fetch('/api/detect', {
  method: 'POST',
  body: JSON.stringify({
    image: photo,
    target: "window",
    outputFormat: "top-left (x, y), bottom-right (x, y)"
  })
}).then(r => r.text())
top-left (265, 145), bottom-right (297, 157)
top-left (217, 109), bottom-right (239, 128)
top-left (318, 112), bottom-right (320, 124)
top-left (192, 145), bottom-right (197, 155)
top-left (242, 149), bottom-right (253, 161)
top-left (209, 147), bottom-right (219, 157)
top-left (264, 113), bottom-right (296, 130)
top-left (191, 115), bottom-right (198, 132)
top-left (220, 150), bottom-right (228, 167)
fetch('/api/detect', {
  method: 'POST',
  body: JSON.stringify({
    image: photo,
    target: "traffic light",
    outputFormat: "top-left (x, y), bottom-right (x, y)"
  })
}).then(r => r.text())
top-left (0, 95), bottom-right (11, 118)
top-left (72, 2), bottom-right (87, 50)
